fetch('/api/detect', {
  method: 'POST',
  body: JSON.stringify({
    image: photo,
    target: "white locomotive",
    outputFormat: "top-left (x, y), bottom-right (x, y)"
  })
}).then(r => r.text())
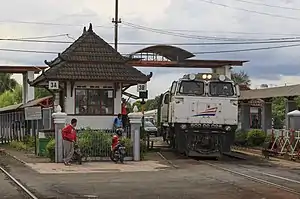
top-left (157, 69), bottom-right (240, 158)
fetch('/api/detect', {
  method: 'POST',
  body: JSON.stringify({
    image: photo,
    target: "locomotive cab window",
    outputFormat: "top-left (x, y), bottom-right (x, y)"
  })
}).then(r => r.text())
top-left (178, 81), bottom-right (204, 96)
top-left (209, 82), bottom-right (234, 97)
top-left (163, 93), bottom-right (170, 104)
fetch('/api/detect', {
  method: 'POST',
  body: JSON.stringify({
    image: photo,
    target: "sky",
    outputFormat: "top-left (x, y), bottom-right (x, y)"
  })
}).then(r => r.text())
top-left (1, 0), bottom-right (300, 99)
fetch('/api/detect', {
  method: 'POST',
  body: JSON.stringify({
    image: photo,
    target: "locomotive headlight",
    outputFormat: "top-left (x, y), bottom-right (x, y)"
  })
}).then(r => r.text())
top-left (180, 124), bottom-right (187, 129)
top-left (202, 74), bottom-right (207, 79)
top-left (225, 126), bottom-right (231, 131)
top-left (189, 74), bottom-right (196, 80)
top-left (219, 75), bottom-right (226, 81)
top-left (207, 74), bottom-right (212, 79)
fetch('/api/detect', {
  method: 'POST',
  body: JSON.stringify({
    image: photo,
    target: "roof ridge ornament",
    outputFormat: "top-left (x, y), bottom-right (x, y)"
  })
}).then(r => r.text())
top-left (88, 23), bottom-right (93, 32)
top-left (83, 26), bottom-right (86, 33)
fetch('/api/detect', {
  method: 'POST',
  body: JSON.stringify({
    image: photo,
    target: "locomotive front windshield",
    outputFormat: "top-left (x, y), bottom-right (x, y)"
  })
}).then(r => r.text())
top-left (209, 82), bottom-right (234, 97)
top-left (178, 80), bottom-right (205, 96)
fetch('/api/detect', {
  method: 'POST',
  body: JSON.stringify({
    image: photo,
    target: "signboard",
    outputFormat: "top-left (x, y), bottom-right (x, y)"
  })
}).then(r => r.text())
top-left (24, 106), bottom-right (42, 120)
top-left (137, 84), bottom-right (147, 92)
top-left (49, 81), bottom-right (59, 90)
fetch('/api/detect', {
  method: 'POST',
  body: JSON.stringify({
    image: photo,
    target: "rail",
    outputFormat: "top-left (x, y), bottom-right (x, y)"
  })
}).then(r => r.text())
top-left (157, 149), bottom-right (300, 196)
top-left (0, 166), bottom-right (39, 199)
top-left (198, 160), bottom-right (300, 196)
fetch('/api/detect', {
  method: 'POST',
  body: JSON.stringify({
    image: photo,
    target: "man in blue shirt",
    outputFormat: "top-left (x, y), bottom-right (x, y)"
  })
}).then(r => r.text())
top-left (113, 114), bottom-right (123, 129)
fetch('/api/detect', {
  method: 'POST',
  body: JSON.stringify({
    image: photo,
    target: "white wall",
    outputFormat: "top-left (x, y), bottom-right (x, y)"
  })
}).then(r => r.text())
top-left (64, 81), bottom-right (122, 129)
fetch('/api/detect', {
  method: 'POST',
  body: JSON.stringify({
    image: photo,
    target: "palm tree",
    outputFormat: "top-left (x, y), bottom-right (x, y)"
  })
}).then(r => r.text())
top-left (0, 73), bottom-right (18, 94)
top-left (231, 71), bottom-right (251, 86)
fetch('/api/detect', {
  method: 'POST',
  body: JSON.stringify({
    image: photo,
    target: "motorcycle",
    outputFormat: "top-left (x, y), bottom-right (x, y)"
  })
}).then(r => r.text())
top-left (71, 143), bottom-right (82, 165)
top-left (110, 141), bottom-right (126, 164)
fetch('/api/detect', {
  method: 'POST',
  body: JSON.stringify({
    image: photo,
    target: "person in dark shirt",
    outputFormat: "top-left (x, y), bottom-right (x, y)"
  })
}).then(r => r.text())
top-left (113, 114), bottom-right (123, 129)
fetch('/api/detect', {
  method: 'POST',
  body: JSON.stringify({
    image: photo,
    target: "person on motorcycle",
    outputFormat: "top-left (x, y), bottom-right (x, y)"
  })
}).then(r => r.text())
top-left (111, 129), bottom-right (123, 153)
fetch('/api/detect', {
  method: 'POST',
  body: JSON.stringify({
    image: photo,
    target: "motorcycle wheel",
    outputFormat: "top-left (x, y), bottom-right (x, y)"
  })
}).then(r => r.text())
top-left (110, 151), bottom-right (118, 163)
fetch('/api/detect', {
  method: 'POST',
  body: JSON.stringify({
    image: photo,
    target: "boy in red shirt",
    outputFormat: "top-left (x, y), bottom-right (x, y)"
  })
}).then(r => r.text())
top-left (111, 129), bottom-right (123, 152)
top-left (62, 118), bottom-right (77, 166)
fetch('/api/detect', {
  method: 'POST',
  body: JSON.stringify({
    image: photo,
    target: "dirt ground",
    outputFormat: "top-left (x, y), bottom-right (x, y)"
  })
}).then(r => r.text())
top-left (1, 147), bottom-right (300, 199)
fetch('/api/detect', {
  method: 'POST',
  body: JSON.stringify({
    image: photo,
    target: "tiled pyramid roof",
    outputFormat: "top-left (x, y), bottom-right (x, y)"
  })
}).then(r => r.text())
top-left (31, 23), bottom-right (150, 85)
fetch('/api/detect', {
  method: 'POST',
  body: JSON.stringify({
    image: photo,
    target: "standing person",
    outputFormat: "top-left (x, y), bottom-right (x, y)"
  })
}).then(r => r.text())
top-left (113, 114), bottom-right (123, 130)
top-left (61, 118), bottom-right (77, 166)
top-left (121, 98), bottom-right (128, 127)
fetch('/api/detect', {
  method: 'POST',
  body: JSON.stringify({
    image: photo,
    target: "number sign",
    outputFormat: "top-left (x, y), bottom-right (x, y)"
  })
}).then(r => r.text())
top-left (49, 81), bottom-right (59, 90)
top-left (137, 84), bottom-right (147, 92)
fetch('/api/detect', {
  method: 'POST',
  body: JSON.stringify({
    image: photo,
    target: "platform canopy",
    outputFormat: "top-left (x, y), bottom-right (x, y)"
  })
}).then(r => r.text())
top-left (240, 84), bottom-right (300, 100)
top-left (127, 45), bottom-right (248, 68)
top-left (0, 65), bottom-right (47, 73)
top-left (131, 45), bottom-right (195, 61)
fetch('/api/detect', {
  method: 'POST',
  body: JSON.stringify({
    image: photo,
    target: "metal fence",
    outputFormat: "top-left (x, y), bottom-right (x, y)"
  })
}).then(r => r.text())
top-left (0, 108), bottom-right (53, 145)
top-left (77, 126), bottom-right (133, 161)
top-left (0, 107), bottom-right (135, 161)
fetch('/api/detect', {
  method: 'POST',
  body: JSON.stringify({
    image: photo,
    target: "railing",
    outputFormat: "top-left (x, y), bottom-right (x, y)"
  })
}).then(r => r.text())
top-left (77, 127), bottom-right (133, 161)
top-left (265, 129), bottom-right (300, 159)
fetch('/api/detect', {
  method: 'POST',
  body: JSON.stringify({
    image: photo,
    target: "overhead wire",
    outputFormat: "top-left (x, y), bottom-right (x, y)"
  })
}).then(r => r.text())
top-left (230, 0), bottom-right (300, 11)
top-left (0, 20), bottom-right (112, 28)
top-left (122, 21), bottom-right (263, 41)
top-left (121, 21), bottom-right (300, 41)
top-left (0, 43), bottom-right (300, 55)
top-left (193, 43), bottom-right (300, 54)
top-left (1, 19), bottom-right (300, 37)
top-left (196, 0), bottom-right (300, 21)
top-left (12, 34), bottom-right (70, 40)
top-left (3, 37), bottom-right (300, 46)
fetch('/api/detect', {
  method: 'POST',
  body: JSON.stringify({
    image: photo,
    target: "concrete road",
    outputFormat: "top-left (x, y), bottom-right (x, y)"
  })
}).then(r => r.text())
top-left (1, 151), bottom-right (300, 199)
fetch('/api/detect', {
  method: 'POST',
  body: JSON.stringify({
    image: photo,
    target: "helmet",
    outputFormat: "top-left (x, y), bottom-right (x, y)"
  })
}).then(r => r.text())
top-left (116, 128), bottom-right (123, 136)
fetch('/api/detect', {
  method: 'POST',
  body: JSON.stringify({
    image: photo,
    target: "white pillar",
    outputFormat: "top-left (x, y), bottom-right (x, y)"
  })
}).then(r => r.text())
top-left (22, 71), bottom-right (35, 103)
top-left (128, 106), bottom-right (143, 161)
top-left (52, 105), bottom-right (67, 163)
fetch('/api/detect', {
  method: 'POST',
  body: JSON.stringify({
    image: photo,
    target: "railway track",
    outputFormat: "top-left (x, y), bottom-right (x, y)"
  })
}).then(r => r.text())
top-left (0, 165), bottom-right (39, 199)
top-left (198, 160), bottom-right (300, 196)
top-left (0, 150), bottom-right (39, 199)
top-left (158, 150), bottom-right (300, 196)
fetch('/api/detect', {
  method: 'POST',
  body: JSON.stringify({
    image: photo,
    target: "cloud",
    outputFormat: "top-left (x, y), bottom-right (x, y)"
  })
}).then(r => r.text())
top-left (1, 0), bottom-right (300, 99)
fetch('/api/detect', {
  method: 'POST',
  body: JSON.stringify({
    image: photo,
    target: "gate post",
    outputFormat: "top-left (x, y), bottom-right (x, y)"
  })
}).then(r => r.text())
top-left (128, 106), bottom-right (143, 161)
top-left (52, 105), bottom-right (67, 163)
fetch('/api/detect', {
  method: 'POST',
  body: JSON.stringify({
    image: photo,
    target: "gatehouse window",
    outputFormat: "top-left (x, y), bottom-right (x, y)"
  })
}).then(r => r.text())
top-left (75, 89), bottom-right (114, 115)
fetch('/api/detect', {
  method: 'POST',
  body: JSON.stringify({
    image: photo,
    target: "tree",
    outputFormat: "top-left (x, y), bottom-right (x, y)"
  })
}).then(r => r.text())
top-left (132, 100), bottom-right (142, 111)
top-left (232, 71), bottom-right (251, 86)
top-left (272, 97), bottom-right (285, 129)
top-left (144, 95), bottom-right (161, 111)
top-left (35, 87), bottom-right (52, 99)
top-left (0, 73), bottom-right (18, 94)
top-left (0, 85), bottom-right (22, 108)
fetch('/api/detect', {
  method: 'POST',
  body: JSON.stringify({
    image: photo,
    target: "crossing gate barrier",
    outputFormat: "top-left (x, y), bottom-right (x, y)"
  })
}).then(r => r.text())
top-left (266, 129), bottom-right (300, 159)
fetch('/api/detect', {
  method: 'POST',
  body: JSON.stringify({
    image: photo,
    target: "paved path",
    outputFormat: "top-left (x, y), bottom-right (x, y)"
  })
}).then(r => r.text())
top-left (1, 147), bottom-right (300, 199)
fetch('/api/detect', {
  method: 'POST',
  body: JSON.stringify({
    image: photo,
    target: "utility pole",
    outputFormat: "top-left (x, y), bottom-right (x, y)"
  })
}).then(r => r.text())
top-left (112, 0), bottom-right (121, 51)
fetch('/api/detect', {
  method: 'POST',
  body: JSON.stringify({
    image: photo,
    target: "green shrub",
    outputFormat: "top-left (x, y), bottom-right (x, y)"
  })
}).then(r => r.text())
top-left (246, 129), bottom-right (266, 146)
top-left (45, 139), bottom-right (55, 162)
top-left (234, 130), bottom-right (248, 146)
top-left (78, 129), bottom-right (112, 157)
top-left (9, 140), bottom-right (28, 151)
top-left (23, 135), bottom-right (36, 148)
top-left (44, 128), bottom-right (148, 161)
